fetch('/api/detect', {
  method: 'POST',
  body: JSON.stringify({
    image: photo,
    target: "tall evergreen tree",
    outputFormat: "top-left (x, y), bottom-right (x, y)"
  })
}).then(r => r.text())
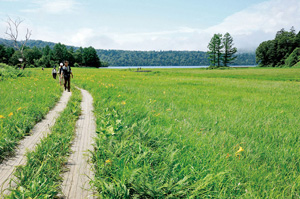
top-left (207, 34), bottom-right (223, 67)
top-left (222, 33), bottom-right (237, 67)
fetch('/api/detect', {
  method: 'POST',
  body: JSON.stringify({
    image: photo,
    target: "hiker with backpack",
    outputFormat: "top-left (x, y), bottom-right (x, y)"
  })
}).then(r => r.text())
top-left (52, 66), bottom-right (57, 79)
top-left (61, 60), bottom-right (73, 92)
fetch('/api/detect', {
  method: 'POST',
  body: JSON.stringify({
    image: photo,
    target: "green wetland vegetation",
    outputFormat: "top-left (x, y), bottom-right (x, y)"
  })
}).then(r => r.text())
top-left (73, 67), bottom-right (300, 198)
top-left (7, 87), bottom-right (81, 198)
top-left (0, 67), bottom-right (62, 162)
top-left (1, 66), bottom-right (300, 198)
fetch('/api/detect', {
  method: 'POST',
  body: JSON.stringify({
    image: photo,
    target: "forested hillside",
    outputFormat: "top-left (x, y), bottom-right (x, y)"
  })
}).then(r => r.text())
top-left (0, 40), bottom-right (101, 68)
top-left (0, 38), bottom-right (256, 66)
top-left (97, 50), bottom-right (255, 66)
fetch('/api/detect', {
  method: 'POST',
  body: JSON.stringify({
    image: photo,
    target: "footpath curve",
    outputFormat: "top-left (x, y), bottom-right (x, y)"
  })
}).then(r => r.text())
top-left (0, 91), bottom-right (72, 196)
top-left (61, 87), bottom-right (96, 199)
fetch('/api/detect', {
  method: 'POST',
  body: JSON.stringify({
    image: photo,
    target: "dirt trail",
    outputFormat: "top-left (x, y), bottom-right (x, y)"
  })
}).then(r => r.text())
top-left (0, 91), bottom-right (72, 196)
top-left (61, 88), bottom-right (96, 199)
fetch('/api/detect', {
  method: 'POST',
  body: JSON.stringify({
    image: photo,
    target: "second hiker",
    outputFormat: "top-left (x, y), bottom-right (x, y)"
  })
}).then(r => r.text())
top-left (61, 60), bottom-right (73, 92)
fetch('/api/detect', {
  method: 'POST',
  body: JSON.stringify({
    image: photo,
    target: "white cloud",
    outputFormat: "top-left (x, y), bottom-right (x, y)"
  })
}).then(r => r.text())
top-left (5, 0), bottom-right (300, 51)
top-left (69, 28), bottom-right (95, 46)
top-left (205, 0), bottom-right (300, 50)
top-left (90, 0), bottom-right (300, 51)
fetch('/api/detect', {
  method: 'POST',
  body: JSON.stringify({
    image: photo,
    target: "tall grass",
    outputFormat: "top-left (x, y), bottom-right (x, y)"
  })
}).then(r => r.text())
top-left (0, 68), bottom-right (62, 162)
top-left (73, 67), bottom-right (300, 198)
top-left (0, 64), bottom-right (31, 81)
top-left (6, 88), bottom-right (81, 198)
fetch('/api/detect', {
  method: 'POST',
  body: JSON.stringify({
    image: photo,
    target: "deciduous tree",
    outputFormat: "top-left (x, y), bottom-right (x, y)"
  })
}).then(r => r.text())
top-left (83, 46), bottom-right (101, 67)
top-left (4, 17), bottom-right (31, 66)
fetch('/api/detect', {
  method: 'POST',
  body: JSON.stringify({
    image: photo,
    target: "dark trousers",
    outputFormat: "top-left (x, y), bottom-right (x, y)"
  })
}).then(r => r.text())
top-left (64, 76), bottom-right (71, 92)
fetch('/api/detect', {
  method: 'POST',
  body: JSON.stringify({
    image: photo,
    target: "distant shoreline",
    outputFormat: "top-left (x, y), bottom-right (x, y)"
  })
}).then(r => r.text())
top-left (104, 65), bottom-right (257, 69)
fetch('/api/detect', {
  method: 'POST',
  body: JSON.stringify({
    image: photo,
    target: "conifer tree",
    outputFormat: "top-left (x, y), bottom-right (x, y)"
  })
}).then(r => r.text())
top-left (222, 32), bottom-right (237, 67)
top-left (207, 33), bottom-right (223, 67)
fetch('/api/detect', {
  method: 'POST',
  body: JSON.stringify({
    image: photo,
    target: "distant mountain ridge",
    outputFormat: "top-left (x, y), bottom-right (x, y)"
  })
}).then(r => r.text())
top-left (0, 38), bottom-right (256, 66)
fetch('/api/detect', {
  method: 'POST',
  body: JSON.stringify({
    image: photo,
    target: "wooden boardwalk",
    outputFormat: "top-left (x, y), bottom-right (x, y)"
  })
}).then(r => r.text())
top-left (0, 91), bottom-right (72, 196)
top-left (61, 88), bottom-right (96, 199)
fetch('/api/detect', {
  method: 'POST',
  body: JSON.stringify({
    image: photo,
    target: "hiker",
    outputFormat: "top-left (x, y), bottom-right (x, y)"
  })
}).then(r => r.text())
top-left (61, 60), bottom-right (73, 92)
top-left (52, 66), bottom-right (57, 79)
top-left (58, 63), bottom-right (64, 86)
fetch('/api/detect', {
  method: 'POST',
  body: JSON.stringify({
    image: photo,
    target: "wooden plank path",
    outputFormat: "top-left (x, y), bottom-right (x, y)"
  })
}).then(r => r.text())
top-left (61, 88), bottom-right (96, 199)
top-left (0, 91), bottom-right (72, 196)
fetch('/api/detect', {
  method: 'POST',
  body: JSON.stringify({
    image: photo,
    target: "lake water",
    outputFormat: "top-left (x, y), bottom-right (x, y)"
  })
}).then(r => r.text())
top-left (103, 65), bottom-right (256, 69)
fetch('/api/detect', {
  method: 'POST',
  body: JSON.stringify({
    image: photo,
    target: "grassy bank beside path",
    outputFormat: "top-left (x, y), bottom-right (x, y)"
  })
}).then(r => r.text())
top-left (6, 88), bottom-right (81, 198)
top-left (0, 68), bottom-right (62, 162)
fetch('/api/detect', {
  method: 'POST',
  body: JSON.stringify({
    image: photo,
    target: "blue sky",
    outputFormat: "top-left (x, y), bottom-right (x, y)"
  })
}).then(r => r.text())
top-left (0, 0), bottom-right (299, 51)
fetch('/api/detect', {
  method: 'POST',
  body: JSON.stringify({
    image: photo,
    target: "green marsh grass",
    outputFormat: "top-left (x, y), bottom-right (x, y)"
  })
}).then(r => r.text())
top-left (6, 88), bottom-right (81, 198)
top-left (0, 64), bottom-right (31, 81)
top-left (0, 68), bottom-right (62, 162)
top-left (73, 67), bottom-right (300, 198)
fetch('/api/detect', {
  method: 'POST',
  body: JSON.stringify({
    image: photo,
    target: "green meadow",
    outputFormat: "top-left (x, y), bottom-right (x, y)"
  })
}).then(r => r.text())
top-left (8, 88), bottom-right (81, 198)
top-left (73, 67), bottom-right (300, 198)
top-left (0, 68), bottom-right (62, 162)
top-left (1, 67), bottom-right (300, 198)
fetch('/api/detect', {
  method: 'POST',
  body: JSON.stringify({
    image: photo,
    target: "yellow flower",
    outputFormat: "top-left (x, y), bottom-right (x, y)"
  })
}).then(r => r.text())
top-left (105, 159), bottom-right (112, 164)
top-left (17, 107), bottom-right (22, 111)
top-left (118, 95), bottom-right (121, 97)
top-left (8, 112), bottom-right (13, 117)
top-left (121, 101), bottom-right (126, 105)
top-left (235, 147), bottom-right (244, 156)
top-left (0, 115), bottom-right (5, 119)
top-left (163, 91), bottom-right (166, 94)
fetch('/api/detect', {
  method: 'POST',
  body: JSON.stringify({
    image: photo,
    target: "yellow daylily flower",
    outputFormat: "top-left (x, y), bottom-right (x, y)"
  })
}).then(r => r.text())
top-left (105, 159), bottom-right (112, 164)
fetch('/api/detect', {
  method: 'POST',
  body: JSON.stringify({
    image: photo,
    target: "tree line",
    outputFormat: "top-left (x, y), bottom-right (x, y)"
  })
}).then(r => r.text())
top-left (97, 49), bottom-right (255, 66)
top-left (256, 27), bottom-right (300, 67)
top-left (0, 38), bottom-right (256, 67)
top-left (0, 41), bottom-right (101, 68)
